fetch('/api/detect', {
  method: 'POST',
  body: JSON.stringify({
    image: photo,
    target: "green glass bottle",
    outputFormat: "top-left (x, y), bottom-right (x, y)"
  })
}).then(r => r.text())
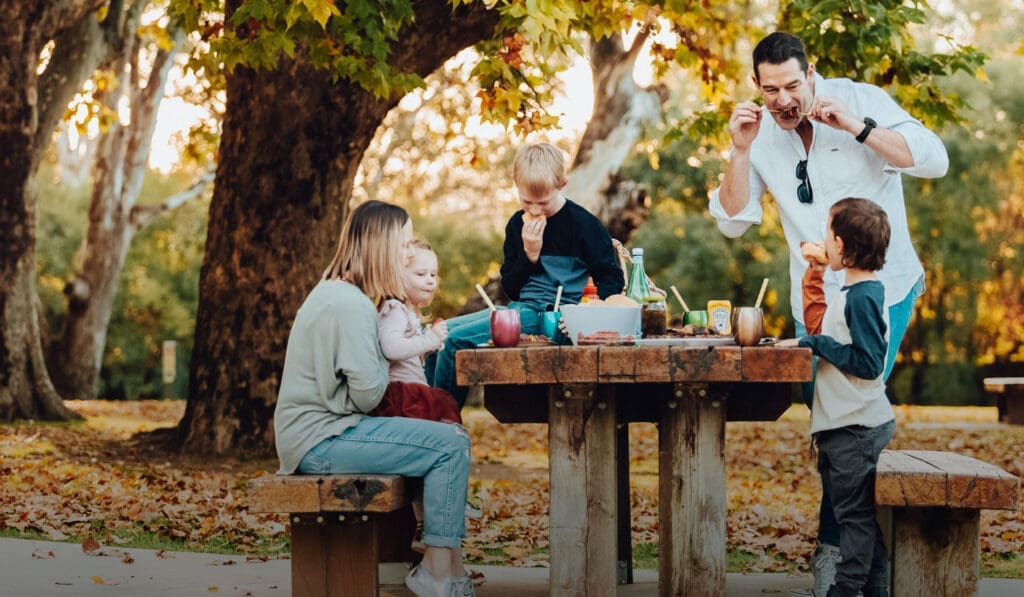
top-left (626, 248), bottom-right (650, 304)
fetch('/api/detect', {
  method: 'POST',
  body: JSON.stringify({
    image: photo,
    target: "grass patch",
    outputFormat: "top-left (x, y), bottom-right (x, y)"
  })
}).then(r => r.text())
top-left (982, 552), bottom-right (1024, 578)
top-left (0, 524), bottom-right (288, 557)
top-left (632, 543), bottom-right (774, 572)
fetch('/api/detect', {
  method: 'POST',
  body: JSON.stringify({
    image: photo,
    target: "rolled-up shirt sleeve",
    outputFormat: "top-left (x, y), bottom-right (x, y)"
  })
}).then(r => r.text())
top-left (708, 169), bottom-right (767, 238)
top-left (865, 84), bottom-right (949, 178)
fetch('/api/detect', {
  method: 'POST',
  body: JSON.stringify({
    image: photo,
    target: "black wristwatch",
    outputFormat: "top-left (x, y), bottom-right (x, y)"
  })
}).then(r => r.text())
top-left (855, 117), bottom-right (877, 143)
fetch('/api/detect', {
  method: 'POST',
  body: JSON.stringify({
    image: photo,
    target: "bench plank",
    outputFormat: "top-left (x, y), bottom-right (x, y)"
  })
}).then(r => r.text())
top-left (876, 450), bottom-right (1019, 510)
top-left (875, 449), bottom-right (946, 507)
top-left (249, 474), bottom-right (409, 513)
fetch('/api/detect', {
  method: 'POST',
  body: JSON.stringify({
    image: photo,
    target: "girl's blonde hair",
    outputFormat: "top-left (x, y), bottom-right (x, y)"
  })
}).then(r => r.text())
top-left (323, 200), bottom-right (408, 301)
top-left (513, 142), bottom-right (568, 198)
top-left (406, 238), bottom-right (438, 318)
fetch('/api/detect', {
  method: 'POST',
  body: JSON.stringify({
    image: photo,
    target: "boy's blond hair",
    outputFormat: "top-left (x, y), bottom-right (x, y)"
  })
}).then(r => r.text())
top-left (323, 200), bottom-right (408, 301)
top-left (513, 142), bottom-right (568, 198)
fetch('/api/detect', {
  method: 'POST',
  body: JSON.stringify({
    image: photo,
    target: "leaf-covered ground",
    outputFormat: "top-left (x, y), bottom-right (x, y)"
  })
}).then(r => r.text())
top-left (1, 400), bottom-right (1022, 575)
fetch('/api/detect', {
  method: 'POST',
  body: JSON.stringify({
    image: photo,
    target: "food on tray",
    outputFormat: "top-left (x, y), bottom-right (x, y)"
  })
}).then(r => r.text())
top-left (801, 241), bottom-right (828, 265)
top-left (577, 330), bottom-right (636, 345)
top-left (662, 324), bottom-right (720, 337)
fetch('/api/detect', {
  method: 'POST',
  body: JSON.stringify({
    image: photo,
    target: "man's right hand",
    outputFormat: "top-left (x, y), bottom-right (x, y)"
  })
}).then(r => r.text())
top-left (729, 101), bottom-right (763, 152)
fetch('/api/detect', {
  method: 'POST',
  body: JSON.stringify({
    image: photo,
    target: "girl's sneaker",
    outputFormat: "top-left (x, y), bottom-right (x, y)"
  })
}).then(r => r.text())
top-left (465, 498), bottom-right (483, 519)
top-left (411, 521), bottom-right (426, 554)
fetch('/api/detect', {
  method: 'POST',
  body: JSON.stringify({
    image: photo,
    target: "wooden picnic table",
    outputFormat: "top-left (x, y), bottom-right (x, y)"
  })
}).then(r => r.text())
top-left (456, 343), bottom-right (812, 597)
top-left (983, 376), bottom-right (1024, 424)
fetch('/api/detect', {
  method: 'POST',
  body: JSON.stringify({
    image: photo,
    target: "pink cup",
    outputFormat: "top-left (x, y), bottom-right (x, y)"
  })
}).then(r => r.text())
top-left (490, 309), bottom-right (521, 347)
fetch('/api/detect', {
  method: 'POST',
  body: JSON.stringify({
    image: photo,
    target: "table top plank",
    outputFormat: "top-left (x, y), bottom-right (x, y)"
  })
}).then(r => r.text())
top-left (456, 345), bottom-right (812, 386)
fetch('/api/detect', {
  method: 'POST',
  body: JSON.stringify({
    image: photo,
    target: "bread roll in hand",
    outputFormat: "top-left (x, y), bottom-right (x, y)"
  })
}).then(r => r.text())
top-left (800, 241), bottom-right (827, 265)
top-left (522, 213), bottom-right (547, 224)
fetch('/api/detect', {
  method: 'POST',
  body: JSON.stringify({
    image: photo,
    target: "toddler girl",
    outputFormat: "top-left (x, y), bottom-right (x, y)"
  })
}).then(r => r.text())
top-left (371, 239), bottom-right (461, 424)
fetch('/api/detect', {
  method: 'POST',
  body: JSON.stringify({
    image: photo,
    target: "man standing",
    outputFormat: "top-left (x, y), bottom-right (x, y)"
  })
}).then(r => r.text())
top-left (708, 32), bottom-right (948, 596)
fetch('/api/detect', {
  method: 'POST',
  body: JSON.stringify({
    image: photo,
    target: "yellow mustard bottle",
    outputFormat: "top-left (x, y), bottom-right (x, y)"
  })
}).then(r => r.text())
top-left (707, 299), bottom-right (732, 335)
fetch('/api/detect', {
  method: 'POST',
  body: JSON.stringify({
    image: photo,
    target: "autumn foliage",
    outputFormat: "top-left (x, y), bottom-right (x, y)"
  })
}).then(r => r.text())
top-left (1, 401), bottom-right (1021, 573)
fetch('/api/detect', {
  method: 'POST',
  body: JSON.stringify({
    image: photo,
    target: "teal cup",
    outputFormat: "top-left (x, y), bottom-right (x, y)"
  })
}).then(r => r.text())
top-left (541, 311), bottom-right (562, 341)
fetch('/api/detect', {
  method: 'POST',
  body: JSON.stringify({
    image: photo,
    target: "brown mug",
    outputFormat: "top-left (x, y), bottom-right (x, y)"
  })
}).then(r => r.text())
top-left (732, 306), bottom-right (764, 347)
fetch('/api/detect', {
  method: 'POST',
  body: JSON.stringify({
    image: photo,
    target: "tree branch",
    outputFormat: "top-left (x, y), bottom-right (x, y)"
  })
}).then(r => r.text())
top-left (129, 170), bottom-right (215, 229)
top-left (34, 0), bottom-right (125, 160)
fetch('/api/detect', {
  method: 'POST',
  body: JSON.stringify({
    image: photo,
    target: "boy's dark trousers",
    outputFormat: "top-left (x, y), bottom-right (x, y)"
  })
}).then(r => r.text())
top-left (816, 419), bottom-right (896, 595)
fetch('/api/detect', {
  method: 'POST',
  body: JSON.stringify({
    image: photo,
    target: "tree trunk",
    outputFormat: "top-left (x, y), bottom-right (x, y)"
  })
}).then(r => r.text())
top-left (565, 33), bottom-right (668, 241)
top-left (176, 0), bottom-right (499, 456)
top-left (0, 0), bottom-right (107, 421)
top-left (53, 22), bottom-right (185, 399)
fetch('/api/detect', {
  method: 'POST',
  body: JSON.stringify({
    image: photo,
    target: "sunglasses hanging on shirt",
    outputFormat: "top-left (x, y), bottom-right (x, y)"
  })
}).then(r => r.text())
top-left (796, 159), bottom-right (813, 204)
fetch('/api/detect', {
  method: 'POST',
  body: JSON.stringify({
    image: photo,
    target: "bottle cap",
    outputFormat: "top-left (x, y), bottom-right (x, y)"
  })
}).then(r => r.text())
top-left (631, 248), bottom-right (644, 256)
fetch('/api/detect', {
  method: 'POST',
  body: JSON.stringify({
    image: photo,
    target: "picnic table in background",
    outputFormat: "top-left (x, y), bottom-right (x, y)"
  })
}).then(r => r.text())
top-left (457, 343), bottom-right (812, 597)
top-left (983, 377), bottom-right (1024, 424)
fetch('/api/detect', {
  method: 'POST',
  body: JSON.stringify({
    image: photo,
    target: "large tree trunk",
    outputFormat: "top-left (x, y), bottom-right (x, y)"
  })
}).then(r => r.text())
top-left (0, 0), bottom-right (111, 421)
top-left (53, 20), bottom-right (189, 399)
top-left (176, 0), bottom-right (499, 456)
top-left (565, 32), bottom-right (668, 242)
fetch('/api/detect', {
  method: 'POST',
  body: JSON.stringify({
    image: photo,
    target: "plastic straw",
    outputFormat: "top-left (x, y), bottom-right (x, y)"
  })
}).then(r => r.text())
top-left (670, 285), bottom-right (690, 312)
top-left (554, 285), bottom-right (564, 312)
top-left (754, 278), bottom-right (770, 309)
top-left (476, 283), bottom-right (497, 311)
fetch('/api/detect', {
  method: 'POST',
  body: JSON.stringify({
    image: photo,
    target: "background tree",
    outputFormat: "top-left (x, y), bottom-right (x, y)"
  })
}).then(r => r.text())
top-left (0, 0), bottom-right (143, 421)
top-left (163, 0), bottom-right (984, 456)
top-left (51, 8), bottom-right (216, 400)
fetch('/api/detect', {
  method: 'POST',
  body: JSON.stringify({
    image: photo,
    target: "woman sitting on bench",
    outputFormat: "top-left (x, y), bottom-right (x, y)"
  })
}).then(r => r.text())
top-left (273, 200), bottom-right (474, 597)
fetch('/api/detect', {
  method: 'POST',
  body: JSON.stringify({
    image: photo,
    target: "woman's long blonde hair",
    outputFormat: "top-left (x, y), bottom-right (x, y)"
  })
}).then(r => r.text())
top-left (323, 200), bottom-right (408, 301)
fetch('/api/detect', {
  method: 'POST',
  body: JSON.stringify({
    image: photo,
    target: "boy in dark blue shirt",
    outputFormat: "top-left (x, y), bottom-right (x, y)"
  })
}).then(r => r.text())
top-left (432, 142), bottom-right (624, 406)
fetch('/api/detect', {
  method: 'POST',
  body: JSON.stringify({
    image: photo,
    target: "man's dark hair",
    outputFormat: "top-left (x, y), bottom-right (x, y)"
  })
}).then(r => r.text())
top-left (830, 198), bottom-right (890, 272)
top-left (752, 32), bottom-right (809, 80)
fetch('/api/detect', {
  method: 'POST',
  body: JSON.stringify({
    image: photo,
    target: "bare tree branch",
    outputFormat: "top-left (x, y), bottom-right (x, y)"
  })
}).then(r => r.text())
top-left (130, 170), bottom-right (215, 229)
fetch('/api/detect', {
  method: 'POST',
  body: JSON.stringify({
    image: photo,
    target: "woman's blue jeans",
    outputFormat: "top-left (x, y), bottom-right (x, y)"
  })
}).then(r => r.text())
top-left (431, 302), bottom-right (543, 407)
top-left (797, 275), bottom-right (923, 546)
top-left (296, 416), bottom-right (471, 549)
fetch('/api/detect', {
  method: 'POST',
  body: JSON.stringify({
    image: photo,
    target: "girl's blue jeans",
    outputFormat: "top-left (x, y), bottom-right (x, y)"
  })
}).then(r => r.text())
top-left (431, 302), bottom-right (544, 407)
top-left (797, 275), bottom-right (923, 546)
top-left (296, 416), bottom-right (471, 549)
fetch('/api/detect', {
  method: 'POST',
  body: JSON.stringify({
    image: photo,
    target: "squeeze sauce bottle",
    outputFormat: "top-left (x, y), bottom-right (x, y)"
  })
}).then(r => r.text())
top-left (581, 277), bottom-right (598, 303)
top-left (707, 299), bottom-right (732, 335)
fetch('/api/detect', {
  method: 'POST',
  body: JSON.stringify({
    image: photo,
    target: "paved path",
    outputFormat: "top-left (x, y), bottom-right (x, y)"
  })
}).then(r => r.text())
top-left (2, 538), bottom-right (1022, 596)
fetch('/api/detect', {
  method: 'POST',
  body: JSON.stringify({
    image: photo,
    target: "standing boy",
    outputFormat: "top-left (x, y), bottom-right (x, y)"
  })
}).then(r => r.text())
top-left (777, 198), bottom-right (896, 597)
top-left (432, 142), bottom-right (624, 407)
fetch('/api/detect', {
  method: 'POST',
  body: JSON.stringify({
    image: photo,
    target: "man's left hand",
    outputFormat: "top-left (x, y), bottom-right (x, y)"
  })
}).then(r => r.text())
top-left (808, 96), bottom-right (861, 136)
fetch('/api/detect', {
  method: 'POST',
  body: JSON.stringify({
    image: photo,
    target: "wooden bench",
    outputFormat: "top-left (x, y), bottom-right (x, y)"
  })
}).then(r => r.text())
top-left (875, 450), bottom-right (1020, 596)
top-left (248, 474), bottom-right (417, 597)
top-left (983, 377), bottom-right (1024, 424)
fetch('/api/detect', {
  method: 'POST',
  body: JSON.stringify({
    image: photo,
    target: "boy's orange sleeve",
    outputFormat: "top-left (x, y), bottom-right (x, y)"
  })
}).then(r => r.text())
top-left (802, 266), bottom-right (826, 335)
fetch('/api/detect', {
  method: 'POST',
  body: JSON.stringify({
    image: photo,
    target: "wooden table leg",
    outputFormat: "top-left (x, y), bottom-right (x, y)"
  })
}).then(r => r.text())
top-left (548, 383), bottom-right (617, 597)
top-left (616, 421), bottom-right (633, 584)
top-left (658, 384), bottom-right (727, 597)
